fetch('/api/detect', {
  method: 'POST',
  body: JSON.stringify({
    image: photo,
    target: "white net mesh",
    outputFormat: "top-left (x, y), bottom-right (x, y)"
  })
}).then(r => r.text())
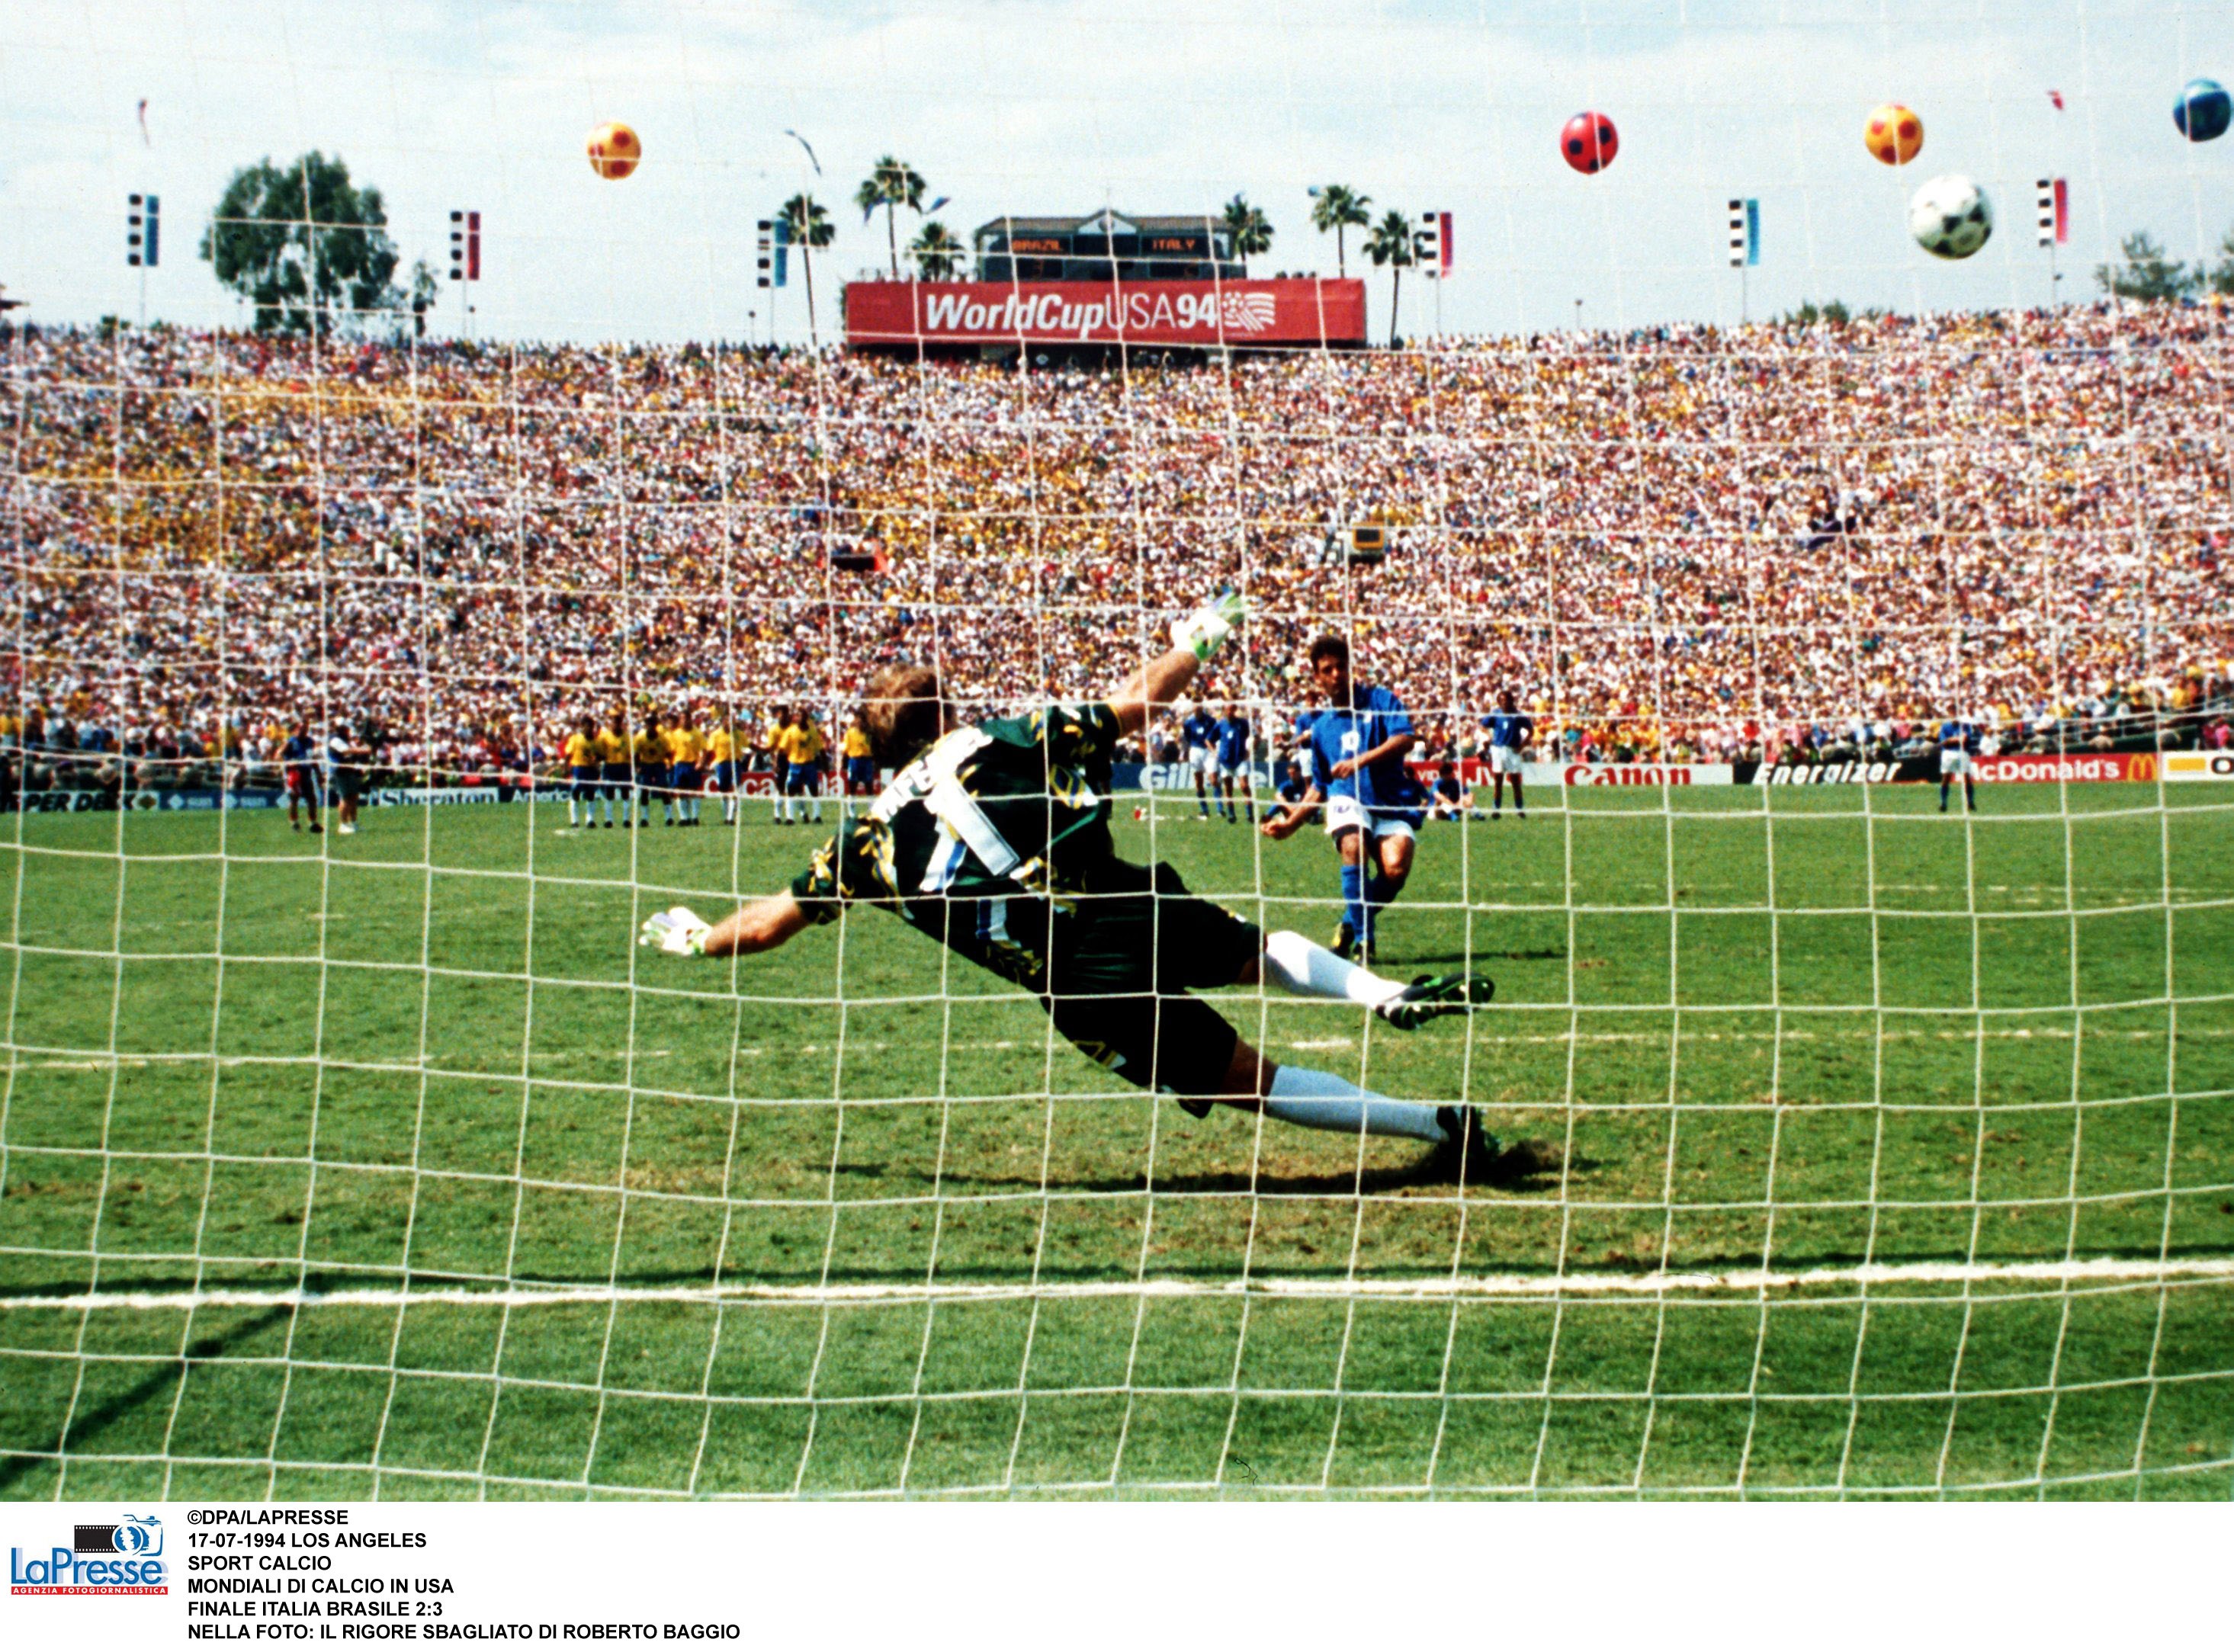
top-left (2, 2), bottom-right (2231, 1500)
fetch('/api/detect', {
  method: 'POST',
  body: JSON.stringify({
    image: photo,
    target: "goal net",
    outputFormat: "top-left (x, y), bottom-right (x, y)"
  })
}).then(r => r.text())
top-left (2, 5), bottom-right (2231, 1500)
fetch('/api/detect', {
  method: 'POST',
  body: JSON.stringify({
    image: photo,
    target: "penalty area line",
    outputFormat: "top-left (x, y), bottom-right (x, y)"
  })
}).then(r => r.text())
top-left (6, 1256), bottom-right (2232, 1314)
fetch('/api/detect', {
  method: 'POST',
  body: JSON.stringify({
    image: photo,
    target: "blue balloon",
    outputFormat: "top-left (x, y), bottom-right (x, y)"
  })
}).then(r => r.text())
top-left (2174, 77), bottom-right (2231, 142)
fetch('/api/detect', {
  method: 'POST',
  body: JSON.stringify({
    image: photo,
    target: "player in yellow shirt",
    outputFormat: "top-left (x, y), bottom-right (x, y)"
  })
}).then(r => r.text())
top-left (663, 711), bottom-right (705, 827)
top-left (775, 709), bottom-right (827, 825)
top-left (595, 714), bottom-right (628, 829)
top-left (708, 717), bottom-right (740, 826)
top-left (628, 709), bottom-right (664, 829)
top-left (762, 707), bottom-right (791, 824)
top-left (839, 713), bottom-right (877, 818)
top-left (561, 716), bottom-right (599, 829)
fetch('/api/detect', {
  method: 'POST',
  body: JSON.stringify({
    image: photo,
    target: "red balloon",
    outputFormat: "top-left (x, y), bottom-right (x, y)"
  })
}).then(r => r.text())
top-left (1560, 110), bottom-right (1619, 174)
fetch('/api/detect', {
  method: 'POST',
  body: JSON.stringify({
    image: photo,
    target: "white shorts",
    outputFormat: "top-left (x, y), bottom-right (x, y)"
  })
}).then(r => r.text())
top-left (1940, 749), bottom-right (1972, 777)
top-left (1189, 746), bottom-right (1217, 778)
top-left (1488, 745), bottom-right (1521, 775)
top-left (1324, 794), bottom-right (1419, 843)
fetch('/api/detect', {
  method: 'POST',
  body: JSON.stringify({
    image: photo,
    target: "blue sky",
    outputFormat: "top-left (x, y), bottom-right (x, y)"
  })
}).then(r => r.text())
top-left (3, 0), bottom-right (2231, 344)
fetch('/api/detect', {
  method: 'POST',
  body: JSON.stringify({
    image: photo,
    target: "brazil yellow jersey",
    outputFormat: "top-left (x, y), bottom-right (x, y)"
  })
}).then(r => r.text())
top-left (778, 722), bottom-right (824, 765)
top-left (631, 727), bottom-right (663, 763)
top-left (762, 719), bottom-right (786, 754)
top-left (709, 728), bottom-right (736, 764)
top-left (563, 731), bottom-right (596, 768)
top-left (595, 728), bottom-right (627, 764)
top-left (666, 727), bottom-right (704, 765)
top-left (842, 726), bottom-right (872, 760)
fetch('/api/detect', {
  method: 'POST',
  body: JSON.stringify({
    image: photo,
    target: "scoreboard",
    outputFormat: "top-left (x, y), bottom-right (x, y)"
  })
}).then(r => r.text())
top-left (972, 211), bottom-right (1240, 284)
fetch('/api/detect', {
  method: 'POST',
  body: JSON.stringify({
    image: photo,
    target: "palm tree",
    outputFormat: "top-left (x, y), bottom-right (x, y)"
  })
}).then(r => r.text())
top-left (1221, 194), bottom-right (1273, 274)
top-left (854, 156), bottom-right (926, 279)
top-left (779, 194), bottom-right (835, 341)
top-left (1363, 209), bottom-right (1414, 346)
top-left (1309, 184), bottom-right (1371, 277)
top-left (910, 220), bottom-right (965, 281)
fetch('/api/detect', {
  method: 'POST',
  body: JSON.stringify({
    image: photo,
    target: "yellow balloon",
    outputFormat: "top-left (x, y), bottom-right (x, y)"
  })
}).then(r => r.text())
top-left (1863, 103), bottom-right (1923, 165)
top-left (587, 122), bottom-right (641, 180)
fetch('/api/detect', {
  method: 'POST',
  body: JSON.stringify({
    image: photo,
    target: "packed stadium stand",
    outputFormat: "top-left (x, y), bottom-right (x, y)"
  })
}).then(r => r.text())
top-left (5, 300), bottom-right (2231, 788)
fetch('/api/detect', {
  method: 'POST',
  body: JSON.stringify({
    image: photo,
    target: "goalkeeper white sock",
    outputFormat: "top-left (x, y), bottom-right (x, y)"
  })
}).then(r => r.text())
top-left (1261, 930), bottom-right (1404, 1007)
top-left (1262, 1064), bottom-right (1447, 1144)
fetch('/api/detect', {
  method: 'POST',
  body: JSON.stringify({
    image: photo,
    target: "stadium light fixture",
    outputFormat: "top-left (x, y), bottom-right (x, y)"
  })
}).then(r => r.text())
top-left (449, 209), bottom-right (481, 282)
top-left (1412, 210), bottom-right (1440, 276)
top-left (126, 193), bottom-right (159, 268)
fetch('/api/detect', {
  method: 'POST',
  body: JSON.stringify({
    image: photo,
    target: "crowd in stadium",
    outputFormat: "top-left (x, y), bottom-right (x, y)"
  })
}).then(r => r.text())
top-left (5, 297), bottom-right (2231, 796)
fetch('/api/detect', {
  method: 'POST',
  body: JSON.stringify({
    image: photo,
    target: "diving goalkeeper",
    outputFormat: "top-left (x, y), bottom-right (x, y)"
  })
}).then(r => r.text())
top-left (640, 592), bottom-right (1539, 1183)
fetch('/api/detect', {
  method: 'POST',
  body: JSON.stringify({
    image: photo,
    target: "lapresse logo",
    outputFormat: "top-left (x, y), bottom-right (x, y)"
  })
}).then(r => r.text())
top-left (9, 1514), bottom-right (169, 1595)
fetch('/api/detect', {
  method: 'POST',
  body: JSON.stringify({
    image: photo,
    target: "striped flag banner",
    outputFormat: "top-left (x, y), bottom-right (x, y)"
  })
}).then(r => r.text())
top-left (2036, 178), bottom-right (2069, 246)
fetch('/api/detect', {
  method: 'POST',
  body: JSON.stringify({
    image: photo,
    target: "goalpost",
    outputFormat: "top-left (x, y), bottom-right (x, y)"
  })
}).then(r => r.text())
top-left (2, 6), bottom-right (2231, 1501)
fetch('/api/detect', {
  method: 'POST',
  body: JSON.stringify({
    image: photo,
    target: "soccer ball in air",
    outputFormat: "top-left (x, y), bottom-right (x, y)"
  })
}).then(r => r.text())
top-left (1908, 174), bottom-right (1992, 260)
top-left (1863, 102), bottom-right (1923, 165)
top-left (1559, 111), bottom-right (1618, 175)
top-left (2174, 78), bottom-right (2231, 143)
top-left (586, 122), bottom-right (641, 180)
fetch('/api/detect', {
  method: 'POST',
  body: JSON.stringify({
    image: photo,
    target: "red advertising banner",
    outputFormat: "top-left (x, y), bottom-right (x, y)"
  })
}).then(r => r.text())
top-left (844, 277), bottom-right (1368, 349)
top-left (1972, 752), bottom-right (2157, 783)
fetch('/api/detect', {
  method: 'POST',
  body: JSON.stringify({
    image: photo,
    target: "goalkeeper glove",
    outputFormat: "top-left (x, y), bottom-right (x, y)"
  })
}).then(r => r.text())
top-left (1173, 588), bottom-right (1246, 663)
top-left (639, 906), bottom-right (712, 956)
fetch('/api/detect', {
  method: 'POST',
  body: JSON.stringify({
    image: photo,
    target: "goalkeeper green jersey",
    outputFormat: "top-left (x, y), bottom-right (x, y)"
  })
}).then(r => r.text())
top-left (788, 701), bottom-right (1128, 990)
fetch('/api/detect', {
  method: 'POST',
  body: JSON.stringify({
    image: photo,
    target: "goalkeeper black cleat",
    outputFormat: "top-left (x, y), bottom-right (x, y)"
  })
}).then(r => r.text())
top-left (1330, 917), bottom-right (1356, 955)
top-left (1377, 971), bottom-right (1495, 1031)
top-left (1429, 1108), bottom-right (1560, 1188)
top-left (1429, 1105), bottom-right (1499, 1183)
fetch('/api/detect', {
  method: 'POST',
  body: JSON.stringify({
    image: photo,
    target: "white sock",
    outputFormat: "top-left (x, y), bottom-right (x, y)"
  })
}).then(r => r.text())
top-left (1262, 930), bottom-right (1404, 1008)
top-left (1261, 1064), bottom-right (1447, 1144)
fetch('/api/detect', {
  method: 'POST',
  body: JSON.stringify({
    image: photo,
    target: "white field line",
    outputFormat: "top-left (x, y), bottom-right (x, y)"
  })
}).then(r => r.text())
top-left (14, 1021), bottom-right (2229, 1074)
top-left (6, 1256), bottom-right (2231, 1314)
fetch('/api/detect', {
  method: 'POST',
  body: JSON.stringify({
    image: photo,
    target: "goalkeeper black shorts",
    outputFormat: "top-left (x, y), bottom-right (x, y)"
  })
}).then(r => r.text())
top-left (1042, 860), bottom-right (1261, 1102)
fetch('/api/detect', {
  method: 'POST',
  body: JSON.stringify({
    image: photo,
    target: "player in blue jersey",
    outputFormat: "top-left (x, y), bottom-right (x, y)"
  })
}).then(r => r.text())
top-left (1262, 635), bottom-right (1427, 963)
top-left (280, 723), bottom-right (323, 834)
top-left (1213, 704), bottom-right (1253, 823)
top-left (1937, 714), bottom-right (1981, 813)
top-left (1181, 703), bottom-right (1222, 820)
top-left (1479, 689), bottom-right (1535, 820)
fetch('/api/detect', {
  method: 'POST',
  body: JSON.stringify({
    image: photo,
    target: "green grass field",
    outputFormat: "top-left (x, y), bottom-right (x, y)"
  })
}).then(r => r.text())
top-left (2, 781), bottom-right (2230, 1499)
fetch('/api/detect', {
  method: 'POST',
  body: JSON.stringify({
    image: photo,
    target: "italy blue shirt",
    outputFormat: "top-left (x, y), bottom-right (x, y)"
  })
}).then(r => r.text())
top-left (1215, 715), bottom-right (1250, 767)
top-left (1937, 719), bottom-right (1982, 755)
top-left (1482, 710), bottom-right (1535, 749)
top-left (1303, 685), bottom-right (1423, 810)
top-left (1181, 711), bottom-right (1220, 752)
